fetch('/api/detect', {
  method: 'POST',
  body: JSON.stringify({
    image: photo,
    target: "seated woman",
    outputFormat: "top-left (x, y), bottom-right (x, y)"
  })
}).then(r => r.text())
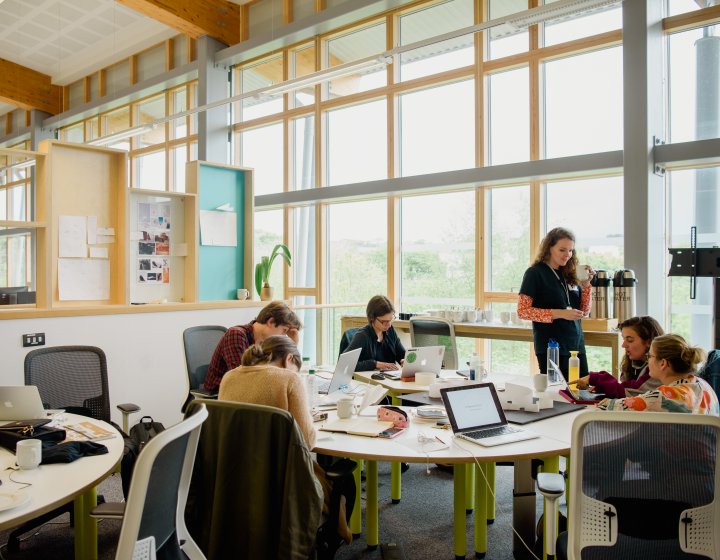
top-left (597, 333), bottom-right (719, 415)
top-left (571, 316), bottom-right (664, 398)
top-left (346, 295), bottom-right (405, 371)
top-left (218, 336), bottom-right (354, 547)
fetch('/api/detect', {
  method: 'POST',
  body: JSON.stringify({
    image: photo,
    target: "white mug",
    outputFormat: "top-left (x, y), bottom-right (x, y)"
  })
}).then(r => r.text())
top-left (532, 373), bottom-right (548, 393)
top-left (484, 309), bottom-right (494, 323)
top-left (336, 397), bottom-right (356, 419)
top-left (577, 265), bottom-right (591, 281)
top-left (415, 371), bottom-right (436, 387)
top-left (500, 311), bottom-right (511, 324)
top-left (236, 288), bottom-right (250, 300)
top-left (16, 438), bottom-right (41, 470)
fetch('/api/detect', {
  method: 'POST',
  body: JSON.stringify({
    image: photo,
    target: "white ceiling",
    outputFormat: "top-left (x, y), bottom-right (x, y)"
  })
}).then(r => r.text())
top-left (0, 0), bottom-right (177, 116)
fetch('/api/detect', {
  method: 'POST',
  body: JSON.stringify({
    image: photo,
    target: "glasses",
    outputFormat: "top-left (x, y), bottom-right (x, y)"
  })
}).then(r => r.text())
top-left (374, 315), bottom-right (395, 327)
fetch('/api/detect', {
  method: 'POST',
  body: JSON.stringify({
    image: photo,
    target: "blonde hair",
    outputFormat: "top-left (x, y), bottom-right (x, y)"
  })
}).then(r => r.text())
top-left (651, 334), bottom-right (706, 375)
top-left (241, 335), bottom-right (302, 370)
top-left (532, 227), bottom-right (579, 285)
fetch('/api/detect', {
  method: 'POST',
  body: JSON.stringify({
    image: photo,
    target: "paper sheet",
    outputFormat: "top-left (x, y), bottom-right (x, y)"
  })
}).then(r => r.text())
top-left (199, 210), bottom-right (237, 246)
top-left (59, 215), bottom-right (87, 258)
top-left (89, 247), bottom-right (108, 259)
top-left (58, 258), bottom-right (110, 300)
top-left (87, 216), bottom-right (97, 245)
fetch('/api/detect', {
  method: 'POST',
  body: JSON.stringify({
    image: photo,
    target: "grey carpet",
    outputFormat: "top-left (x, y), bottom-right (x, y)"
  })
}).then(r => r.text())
top-left (0, 464), bottom-right (551, 559)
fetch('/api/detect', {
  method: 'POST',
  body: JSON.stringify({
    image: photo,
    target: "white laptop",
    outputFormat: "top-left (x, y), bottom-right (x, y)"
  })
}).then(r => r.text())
top-left (315, 348), bottom-right (362, 404)
top-left (0, 386), bottom-right (47, 423)
top-left (383, 346), bottom-right (445, 379)
top-left (440, 383), bottom-right (538, 447)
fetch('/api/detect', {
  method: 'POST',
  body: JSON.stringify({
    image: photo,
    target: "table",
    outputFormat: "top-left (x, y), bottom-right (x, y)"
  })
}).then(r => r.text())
top-left (314, 402), bottom-right (585, 559)
top-left (0, 414), bottom-right (124, 560)
top-left (341, 315), bottom-right (624, 374)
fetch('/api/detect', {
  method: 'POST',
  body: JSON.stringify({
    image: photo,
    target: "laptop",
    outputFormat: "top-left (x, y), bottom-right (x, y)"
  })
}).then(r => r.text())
top-left (384, 346), bottom-right (445, 379)
top-left (440, 383), bottom-right (539, 447)
top-left (316, 348), bottom-right (362, 401)
top-left (0, 386), bottom-right (47, 423)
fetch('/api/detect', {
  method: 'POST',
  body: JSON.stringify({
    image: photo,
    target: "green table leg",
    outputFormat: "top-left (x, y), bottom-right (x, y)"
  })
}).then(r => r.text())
top-left (475, 464), bottom-right (488, 558)
top-left (486, 462), bottom-right (496, 523)
top-left (465, 463), bottom-right (475, 513)
top-left (542, 456), bottom-right (560, 560)
top-left (74, 486), bottom-right (98, 560)
top-left (351, 460), bottom-right (363, 536)
top-left (453, 464), bottom-right (466, 560)
top-left (390, 395), bottom-right (402, 503)
top-left (366, 460), bottom-right (379, 549)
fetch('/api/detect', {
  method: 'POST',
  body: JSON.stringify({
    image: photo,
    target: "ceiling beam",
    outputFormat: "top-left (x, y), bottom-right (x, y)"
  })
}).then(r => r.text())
top-left (0, 59), bottom-right (61, 115)
top-left (118, 0), bottom-right (240, 47)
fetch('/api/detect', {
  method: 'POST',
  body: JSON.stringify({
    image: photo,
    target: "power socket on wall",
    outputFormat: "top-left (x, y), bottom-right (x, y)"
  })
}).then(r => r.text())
top-left (22, 333), bottom-right (45, 347)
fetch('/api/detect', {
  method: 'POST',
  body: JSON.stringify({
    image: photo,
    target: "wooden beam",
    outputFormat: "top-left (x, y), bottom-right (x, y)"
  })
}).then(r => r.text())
top-left (118, 0), bottom-right (240, 47)
top-left (0, 59), bottom-right (61, 115)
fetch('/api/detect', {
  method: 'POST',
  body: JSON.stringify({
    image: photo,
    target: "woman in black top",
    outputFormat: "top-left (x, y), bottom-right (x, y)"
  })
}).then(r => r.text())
top-left (346, 295), bottom-right (406, 371)
top-left (517, 227), bottom-right (594, 379)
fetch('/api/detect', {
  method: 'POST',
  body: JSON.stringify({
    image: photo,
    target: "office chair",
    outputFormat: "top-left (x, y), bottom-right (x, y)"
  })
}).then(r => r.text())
top-left (409, 316), bottom-right (458, 369)
top-left (338, 327), bottom-right (360, 357)
top-left (9, 345), bottom-right (140, 552)
top-left (110, 403), bottom-right (208, 560)
top-left (181, 325), bottom-right (227, 411)
top-left (699, 349), bottom-right (720, 396)
top-left (185, 399), bottom-right (356, 560)
top-left (538, 411), bottom-right (720, 560)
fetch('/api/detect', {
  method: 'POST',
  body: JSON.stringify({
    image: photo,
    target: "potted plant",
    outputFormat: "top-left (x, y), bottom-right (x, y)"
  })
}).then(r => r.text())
top-left (255, 243), bottom-right (292, 301)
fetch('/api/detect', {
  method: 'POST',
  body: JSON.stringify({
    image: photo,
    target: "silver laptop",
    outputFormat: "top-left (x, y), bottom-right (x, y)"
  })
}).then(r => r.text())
top-left (316, 348), bottom-right (362, 397)
top-left (0, 386), bottom-right (46, 423)
top-left (440, 383), bottom-right (538, 447)
top-left (399, 346), bottom-right (445, 379)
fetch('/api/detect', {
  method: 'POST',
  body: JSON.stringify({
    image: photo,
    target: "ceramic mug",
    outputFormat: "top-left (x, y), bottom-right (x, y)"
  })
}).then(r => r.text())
top-left (577, 265), bottom-right (591, 281)
top-left (532, 373), bottom-right (548, 393)
top-left (336, 397), bottom-right (356, 419)
top-left (16, 438), bottom-right (42, 470)
top-left (236, 288), bottom-right (250, 300)
top-left (484, 309), bottom-right (494, 323)
top-left (415, 371), bottom-right (436, 387)
top-left (500, 311), bottom-right (511, 324)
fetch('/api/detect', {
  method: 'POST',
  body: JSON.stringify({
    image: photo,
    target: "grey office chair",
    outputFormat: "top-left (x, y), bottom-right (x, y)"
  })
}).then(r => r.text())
top-left (409, 316), bottom-right (458, 369)
top-left (338, 327), bottom-right (360, 358)
top-left (182, 325), bottom-right (227, 410)
top-left (111, 403), bottom-right (208, 560)
top-left (538, 411), bottom-right (720, 559)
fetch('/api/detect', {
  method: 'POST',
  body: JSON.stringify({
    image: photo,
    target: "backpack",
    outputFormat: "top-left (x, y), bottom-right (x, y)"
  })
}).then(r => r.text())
top-left (120, 416), bottom-right (166, 498)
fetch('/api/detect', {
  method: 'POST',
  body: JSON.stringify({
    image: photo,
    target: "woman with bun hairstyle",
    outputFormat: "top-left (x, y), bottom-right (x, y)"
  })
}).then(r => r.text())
top-left (571, 316), bottom-right (664, 398)
top-left (598, 334), bottom-right (719, 415)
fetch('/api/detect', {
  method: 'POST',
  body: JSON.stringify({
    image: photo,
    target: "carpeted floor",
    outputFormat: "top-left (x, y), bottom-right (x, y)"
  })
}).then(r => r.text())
top-left (0, 463), bottom-right (551, 560)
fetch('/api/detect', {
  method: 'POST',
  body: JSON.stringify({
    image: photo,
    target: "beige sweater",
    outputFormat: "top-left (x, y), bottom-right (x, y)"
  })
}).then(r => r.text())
top-left (218, 364), bottom-right (316, 448)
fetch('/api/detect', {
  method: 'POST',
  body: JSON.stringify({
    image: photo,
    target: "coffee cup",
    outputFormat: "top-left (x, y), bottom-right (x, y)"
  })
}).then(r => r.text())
top-left (336, 397), bottom-right (356, 419)
top-left (415, 371), bottom-right (436, 387)
top-left (532, 373), bottom-right (548, 393)
top-left (510, 311), bottom-right (520, 325)
top-left (484, 309), bottom-right (494, 323)
top-left (577, 265), bottom-right (590, 281)
top-left (236, 288), bottom-right (250, 300)
top-left (16, 439), bottom-right (41, 470)
top-left (500, 311), bottom-right (511, 324)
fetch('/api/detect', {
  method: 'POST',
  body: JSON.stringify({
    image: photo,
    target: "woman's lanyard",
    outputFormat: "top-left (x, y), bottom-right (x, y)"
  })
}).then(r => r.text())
top-left (547, 264), bottom-right (572, 309)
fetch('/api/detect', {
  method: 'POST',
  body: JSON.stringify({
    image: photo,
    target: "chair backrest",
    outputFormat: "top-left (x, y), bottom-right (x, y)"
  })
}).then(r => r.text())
top-left (409, 317), bottom-right (458, 369)
top-left (699, 349), bottom-right (720, 397)
top-left (182, 326), bottom-right (227, 390)
top-left (184, 399), bottom-right (323, 560)
top-left (115, 403), bottom-right (208, 560)
top-left (338, 327), bottom-right (360, 358)
top-left (24, 345), bottom-right (111, 422)
top-left (566, 410), bottom-right (720, 559)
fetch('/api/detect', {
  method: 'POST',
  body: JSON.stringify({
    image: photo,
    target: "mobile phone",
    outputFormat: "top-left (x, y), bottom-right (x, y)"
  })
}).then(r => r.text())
top-left (313, 412), bottom-right (328, 422)
top-left (378, 426), bottom-right (405, 439)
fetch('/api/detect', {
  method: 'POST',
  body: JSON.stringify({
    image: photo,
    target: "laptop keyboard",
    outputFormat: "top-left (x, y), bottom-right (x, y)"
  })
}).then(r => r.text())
top-left (463, 426), bottom-right (520, 440)
top-left (316, 379), bottom-right (330, 393)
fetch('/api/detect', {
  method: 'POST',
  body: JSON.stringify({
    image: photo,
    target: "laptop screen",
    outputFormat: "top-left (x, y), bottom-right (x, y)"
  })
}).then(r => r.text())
top-left (441, 383), bottom-right (507, 432)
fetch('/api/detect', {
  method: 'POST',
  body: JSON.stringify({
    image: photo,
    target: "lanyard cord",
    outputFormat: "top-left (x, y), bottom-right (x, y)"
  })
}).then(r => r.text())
top-left (546, 263), bottom-right (571, 309)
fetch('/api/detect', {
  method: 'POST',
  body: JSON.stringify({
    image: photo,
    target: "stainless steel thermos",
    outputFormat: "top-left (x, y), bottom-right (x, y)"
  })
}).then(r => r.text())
top-left (590, 270), bottom-right (612, 319)
top-left (613, 269), bottom-right (637, 323)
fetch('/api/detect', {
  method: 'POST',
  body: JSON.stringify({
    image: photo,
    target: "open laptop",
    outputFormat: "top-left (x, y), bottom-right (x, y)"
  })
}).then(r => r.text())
top-left (0, 386), bottom-right (46, 423)
top-left (383, 346), bottom-right (445, 379)
top-left (316, 348), bottom-right (362, 401)
top-left (440, 383), bottom-right (539, 447)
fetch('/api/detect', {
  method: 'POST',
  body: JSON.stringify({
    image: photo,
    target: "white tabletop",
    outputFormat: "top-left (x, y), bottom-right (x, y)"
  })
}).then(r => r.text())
top-left (0, 414), bottom-right (124, 530)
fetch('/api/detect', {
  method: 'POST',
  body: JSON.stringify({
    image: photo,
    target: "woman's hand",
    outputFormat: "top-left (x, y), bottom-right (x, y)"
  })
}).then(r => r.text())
top-left (376, 361), bottom-right (399, 370)
top-left (571, 375), bottom-right (591, 390)
top-left (580, 267), bottom-right (595, 289)
top-left (552, 308), bottom-right (584, 321)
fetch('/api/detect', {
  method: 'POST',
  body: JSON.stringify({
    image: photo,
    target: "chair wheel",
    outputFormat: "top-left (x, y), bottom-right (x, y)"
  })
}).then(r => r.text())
top-left (401, 462), bottom-right (410, 473)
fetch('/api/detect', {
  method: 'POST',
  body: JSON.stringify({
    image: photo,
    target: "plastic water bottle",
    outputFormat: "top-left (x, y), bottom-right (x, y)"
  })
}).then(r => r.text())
top-left (300, 356), bottom-right (311, 374)
top-left (547, 339), bottom-right (561, 383)
top-left (568, 351), bottom-right (580, 383)
top-left (469, 353), bottom-right (487, 381)
top-left (306, 368), bottom-right (317, 409)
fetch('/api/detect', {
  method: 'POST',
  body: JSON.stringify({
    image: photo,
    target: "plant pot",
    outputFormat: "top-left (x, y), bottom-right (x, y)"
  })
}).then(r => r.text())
top-left (260, 286), bottom-right (274, 301)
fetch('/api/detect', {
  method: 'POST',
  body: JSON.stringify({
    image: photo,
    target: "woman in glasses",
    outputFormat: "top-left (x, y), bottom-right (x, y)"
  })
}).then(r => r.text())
top-left (346, 295), bottom-right (406, 371)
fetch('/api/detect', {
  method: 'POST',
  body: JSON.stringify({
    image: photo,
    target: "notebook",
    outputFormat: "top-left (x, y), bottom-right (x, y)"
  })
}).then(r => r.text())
top-left (440, 383), bottom-right (539, 447)
top-left (0, 386), bottom-right (46, 423)
top-left (384, 346), bottom-right (445, 379)
top-left (315, 348), bottom-right (362, 404)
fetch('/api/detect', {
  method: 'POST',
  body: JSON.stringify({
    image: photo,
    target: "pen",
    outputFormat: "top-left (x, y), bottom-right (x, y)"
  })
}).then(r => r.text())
top-left (435, 435), bottom-right (444, 444)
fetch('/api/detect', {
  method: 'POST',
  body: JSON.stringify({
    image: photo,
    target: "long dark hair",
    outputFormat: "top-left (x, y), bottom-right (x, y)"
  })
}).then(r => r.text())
top-left (532, 227), bottom-right (579, 285)
top-left (618, 316), bottom-right (664, 380)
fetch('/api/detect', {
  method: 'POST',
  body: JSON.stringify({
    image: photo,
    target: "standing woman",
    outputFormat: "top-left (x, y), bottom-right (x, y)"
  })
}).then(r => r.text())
top-left (517, 227), bottom-right (594, 379)
top-left (346, 295), bottom-right (406, 371)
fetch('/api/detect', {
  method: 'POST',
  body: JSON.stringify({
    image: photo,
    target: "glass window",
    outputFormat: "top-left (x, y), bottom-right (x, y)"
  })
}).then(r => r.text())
top-left (488, 67), bottom-right (529, 165)
top-left (327, 200), bottom-right (387, 304)
top-left (326, 23), bottom-right (387, 98)
top-left (668, 0), bottom-right (705, 17)
top-left (545, 176), bottom-right (625, 274)
top-left (327, 99), bottom-right (386, 185)
top-left (172, 146), bottom-right (187, 192)
top-left (488, 186), bottom-right (530, 293)
top-left (293, 115), bottom-right (315, 190)
top-left (488, 0), bottom-right (529, 60)
top-left (292, 205), bottom-right (316, 287)
top-left (8, 184), bottom-right (26, 221)
top-left (102, 107), bottom-right (130, 137)
top-left (543, 2), bottom-right (622, 47)
top-left (292, 44), bottom-right (316, 107)
top-left (254, 209), bottom-right (285, 297)
top-left (135, 150), bottom-right (166, 191)
top-left (544, 47), bottom-right (623, 158)
top-left (399, 0), bottom-right (474, 82)
top-left (171, 87), bottom-right (188, 139)
top-left (240, 122), bottom-right (284, 196)
top-left (61, 123), bottom-right (84, 143)
top-left (400, 191), bottom-right (475, 312)
top-left (400, 80), bottom-right (475, 177)
top-left (239, 55), bottom-right (284, 121)
top-left (136, 95), bottom-right (166, 147)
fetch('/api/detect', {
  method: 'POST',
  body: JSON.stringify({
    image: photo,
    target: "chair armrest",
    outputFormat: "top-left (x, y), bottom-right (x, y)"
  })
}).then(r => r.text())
top-left (536, 472), bottom-right (565, 498)
top-left (324, 458), bottom-right (357, 480)
top-left (90, 501), bottom-right (126, 520)
top-left (190, 389), bottom-right (218, 400)
top-left (117, 403), bottom-right (141, 414)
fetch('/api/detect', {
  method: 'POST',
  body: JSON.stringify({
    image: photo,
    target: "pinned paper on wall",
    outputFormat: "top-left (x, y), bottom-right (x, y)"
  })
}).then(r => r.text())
top-left (89, 247), bottom-right (108, 259)
top-left (87, 216), bottom-right (97, 245)
top-left (171, 243), bottom-right (188, 257)
top-left (58, 258), bottom-right (110, 300)
top-left (59, 215), bottom-right (87, 258)
top-left (199, 210), bottom-right (237, 247)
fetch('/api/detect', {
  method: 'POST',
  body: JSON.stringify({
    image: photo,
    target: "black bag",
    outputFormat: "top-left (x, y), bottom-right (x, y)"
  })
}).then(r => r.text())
top-left (0, 420), bottom-right (67, 452)
top-left (121, 416), bottom-right (165, 498)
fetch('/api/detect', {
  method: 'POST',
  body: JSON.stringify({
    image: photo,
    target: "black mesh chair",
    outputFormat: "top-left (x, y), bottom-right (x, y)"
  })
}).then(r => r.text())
top-left (111, 403), bottom-right (208, 560)
top-left (409, 316), bottom-right (459, 369)
top-left (538, 411), bottom-right (720, 559)
top-left (338, 327), bottom-right (360, 358)
top-left (181, 325), bottom-right (227, 411)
